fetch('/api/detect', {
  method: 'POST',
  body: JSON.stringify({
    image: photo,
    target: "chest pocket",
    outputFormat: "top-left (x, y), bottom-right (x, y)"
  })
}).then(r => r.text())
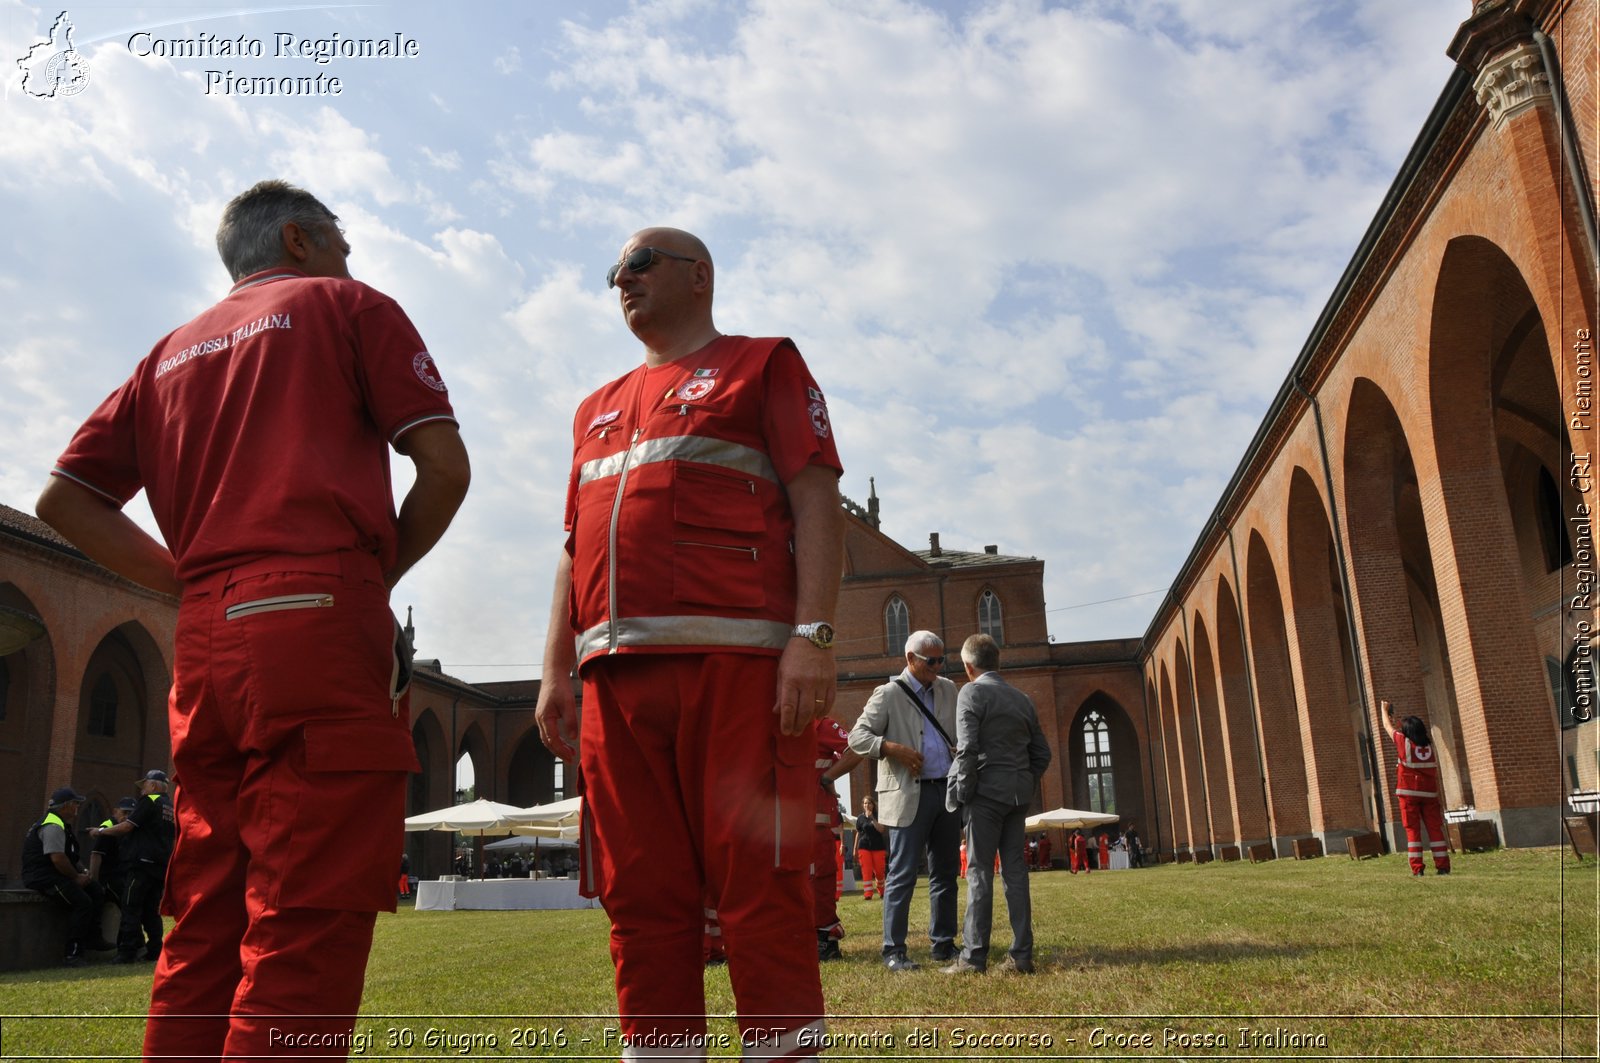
top-left (672, 462), bottom-right (766, 607)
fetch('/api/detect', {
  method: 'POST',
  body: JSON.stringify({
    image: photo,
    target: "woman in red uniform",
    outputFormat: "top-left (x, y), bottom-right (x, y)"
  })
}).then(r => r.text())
top-left (1383, 699), bottom-right (1451, 876)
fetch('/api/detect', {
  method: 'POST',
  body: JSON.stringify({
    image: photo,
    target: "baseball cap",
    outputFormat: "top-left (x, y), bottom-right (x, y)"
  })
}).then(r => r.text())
top-left (116, 797), bottom-right (138, 811)
top-left (143, 769), bottom-right (169, 783)
top-left (48, 786), bottom-right (86, 807)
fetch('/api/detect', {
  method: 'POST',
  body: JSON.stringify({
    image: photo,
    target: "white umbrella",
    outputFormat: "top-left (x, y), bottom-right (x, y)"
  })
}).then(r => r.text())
top-left (507, 796), bottom-right (583, 833)
top-left (404, 798), bottom-right (529, 836)
top-left (1024, 807), bottom-right (1121, 831)
top-left (484, 834), bottom-right (578, 851)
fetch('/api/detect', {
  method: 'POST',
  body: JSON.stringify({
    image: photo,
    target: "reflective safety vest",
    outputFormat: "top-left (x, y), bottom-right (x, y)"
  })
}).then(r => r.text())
top-left (566, 337), bottom-right (802, 670)
top-left (1392, 730), bottom-right (1439, 798)
top-left (22, 811), bottom-right (79, 887)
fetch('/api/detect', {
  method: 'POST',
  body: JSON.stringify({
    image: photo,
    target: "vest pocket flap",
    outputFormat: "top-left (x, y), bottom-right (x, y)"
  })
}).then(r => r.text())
top-left (674, 463), bottom-right (765, 532)
top-left (303, 719), bottom-right (421, 774)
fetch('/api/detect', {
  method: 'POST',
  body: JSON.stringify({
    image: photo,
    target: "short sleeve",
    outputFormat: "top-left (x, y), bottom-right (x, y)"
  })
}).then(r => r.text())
top-left (761, 340), bottom-right (842, 486)
top-left (350, 294), bottom-right (457, 445)
top-left (53, 376), bottom-right (145, 506)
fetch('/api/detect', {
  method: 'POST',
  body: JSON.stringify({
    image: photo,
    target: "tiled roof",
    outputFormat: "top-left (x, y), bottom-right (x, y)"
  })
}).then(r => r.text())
top-left (0, 502), bottom-right (81, 556)
top-left (912, 547), bottom-right (1037, 569)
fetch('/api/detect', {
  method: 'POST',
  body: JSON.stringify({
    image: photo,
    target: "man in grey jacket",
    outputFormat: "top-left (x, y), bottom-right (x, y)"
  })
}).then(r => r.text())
top-left (944, 634), bottom-right (1051, 975)
top-left (848, 630), bottom-right (961, 971)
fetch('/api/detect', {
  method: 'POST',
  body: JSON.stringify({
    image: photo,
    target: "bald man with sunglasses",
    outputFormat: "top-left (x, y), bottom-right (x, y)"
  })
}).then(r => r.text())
top-left (537, 227), bottom-right (845, 1060)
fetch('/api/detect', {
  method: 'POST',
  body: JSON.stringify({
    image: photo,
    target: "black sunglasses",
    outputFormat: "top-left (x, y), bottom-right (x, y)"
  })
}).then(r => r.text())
top-left (606, 246), bottom-right (698, 289)
top-left (911, 652), bottom-right (946, 667)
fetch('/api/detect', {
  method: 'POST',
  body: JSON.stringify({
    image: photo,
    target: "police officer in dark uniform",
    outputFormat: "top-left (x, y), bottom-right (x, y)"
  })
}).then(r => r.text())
top-left (90, 797), bottom-right (136, 905)
top-left (22, 786), bottom-right (111, 966)
top-left (92, 769), bottom-right (175, 963)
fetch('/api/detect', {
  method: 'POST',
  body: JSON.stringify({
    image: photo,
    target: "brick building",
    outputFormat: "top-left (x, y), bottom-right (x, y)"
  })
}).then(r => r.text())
top-left (3, 0), bottom-right (1595, 879)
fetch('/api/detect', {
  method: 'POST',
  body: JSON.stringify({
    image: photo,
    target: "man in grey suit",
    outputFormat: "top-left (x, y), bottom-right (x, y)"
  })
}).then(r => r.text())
top-left (944, 633), bottom-right (1051, 975)
top-left (848, 630), bottom-right (962, 971)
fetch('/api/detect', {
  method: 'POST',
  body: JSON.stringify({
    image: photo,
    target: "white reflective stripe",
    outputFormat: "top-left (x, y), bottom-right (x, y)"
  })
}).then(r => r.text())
top-left (1396, 787), bottom-right (1438, 797)
top-left (813, 759), bottom-right (832, 769)
top-left (742, 1020), bottom-right (824, 1062)
top-left (815, 813), bottom-right (831, 825)
top-left (576, 616), bottom-right (791, 660)
top-left (224, 593), bottom-right (333, 620)
top-left (579, 434), bottom-right (778, 487)
top-left (703, 907), bottom-right (719, 919)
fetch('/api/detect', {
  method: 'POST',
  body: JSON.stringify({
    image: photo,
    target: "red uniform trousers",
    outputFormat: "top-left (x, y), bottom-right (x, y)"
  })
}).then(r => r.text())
top-left (580, 654), bottom-right (824, 1059)
top-left (856, 849), bottom-right (886, 899)
top-left (145, 552), bottom-right (415, 1062)
top-left (1398, 796), bottom-right (1451, 874)
top-left (812, 823), bottom-right (841, 936)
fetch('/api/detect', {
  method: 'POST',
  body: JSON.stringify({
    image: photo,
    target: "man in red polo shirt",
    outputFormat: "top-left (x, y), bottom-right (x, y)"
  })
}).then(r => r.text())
top-left (536, 227), bottom-right (844, 1059)
top-left (38, 179), bottom-right (470, 1061)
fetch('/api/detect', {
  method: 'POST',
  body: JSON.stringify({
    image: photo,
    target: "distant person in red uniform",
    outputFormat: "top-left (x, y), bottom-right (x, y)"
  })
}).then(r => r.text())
top-left (1038, 832), bottom-right (1052, 870)
top-left (1096, 831), bottom-right (1110, 870)
top-left (38, 180), bottom-right (470, 1061)
top-left (1070, 829), bottom-right (1090, 873)
top-left (536, 228), bottom-right (844, 1057)
top-left (816, 716), bottom-right (863, 960)
top-left (1383, 699), bottom-right (1451, 876)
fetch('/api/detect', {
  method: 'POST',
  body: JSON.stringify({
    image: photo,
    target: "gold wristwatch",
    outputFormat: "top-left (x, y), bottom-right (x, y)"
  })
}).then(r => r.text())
top-left (792, 621), bottom-right (836, 649)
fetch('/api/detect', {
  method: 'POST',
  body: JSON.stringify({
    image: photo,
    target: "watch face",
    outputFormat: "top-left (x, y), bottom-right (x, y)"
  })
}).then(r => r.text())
top-left (814, 622), bottom-right (835, 647)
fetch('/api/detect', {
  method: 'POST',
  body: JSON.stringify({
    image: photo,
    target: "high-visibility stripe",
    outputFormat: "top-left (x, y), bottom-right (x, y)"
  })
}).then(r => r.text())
top-left (1396, 787), bottom-right (1438, 797)
top-left (576, 616), bottom-right (791, 661)
top-left (579, 434), bottom-right (777, 488)
top-left (741, 1020), bottom-right (824, 1061)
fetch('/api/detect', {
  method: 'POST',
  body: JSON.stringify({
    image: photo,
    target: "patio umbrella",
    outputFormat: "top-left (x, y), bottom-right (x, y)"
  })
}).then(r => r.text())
top-left (404, 798), bottom-right (531, 879)
top-left (507, 796), bottom-right (583, 837)
top-left (1024, 807), bottom-right (1120, 831)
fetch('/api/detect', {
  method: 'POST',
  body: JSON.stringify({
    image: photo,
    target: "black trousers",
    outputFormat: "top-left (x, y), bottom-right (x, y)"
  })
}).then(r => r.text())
top-left (32, 876), bottom-right (105, 951)
top-left (118, 864), bottom-right (166, 958)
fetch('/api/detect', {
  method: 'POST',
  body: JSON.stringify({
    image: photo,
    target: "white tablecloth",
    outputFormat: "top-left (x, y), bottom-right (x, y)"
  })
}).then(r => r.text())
top-left (1108, 852), bottom-right (1130, 870)
top-left (415, 878), bottom-right (601, 911)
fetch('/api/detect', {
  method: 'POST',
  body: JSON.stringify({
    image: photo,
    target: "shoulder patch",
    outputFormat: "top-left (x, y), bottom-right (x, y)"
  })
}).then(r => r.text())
top-left (413, 352), bottom-right (447, 392)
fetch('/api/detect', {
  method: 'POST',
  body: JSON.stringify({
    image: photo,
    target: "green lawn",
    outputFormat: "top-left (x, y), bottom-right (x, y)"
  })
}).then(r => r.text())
top-left (2, 848), bottom-right (1596, 1059)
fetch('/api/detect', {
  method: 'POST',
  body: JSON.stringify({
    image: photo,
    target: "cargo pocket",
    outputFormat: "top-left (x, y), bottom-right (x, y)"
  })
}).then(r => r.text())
top-left (672, 464), bottom-right (767, 609)
top-left (275, 718), bottom-right (420, 912)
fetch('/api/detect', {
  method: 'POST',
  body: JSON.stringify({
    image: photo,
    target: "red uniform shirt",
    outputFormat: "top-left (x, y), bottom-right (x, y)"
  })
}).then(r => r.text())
top-left (564, 336), bottom-right (841, 669)
top-left (816, 717), bottom-right (850, 820)
top-left (1392, 730), bottom-right (1439, 798)
top-left (54, 269), bottom-right (456, 580)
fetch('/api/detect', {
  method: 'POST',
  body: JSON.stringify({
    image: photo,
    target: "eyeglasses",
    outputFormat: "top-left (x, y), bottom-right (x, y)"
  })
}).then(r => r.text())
top-left (606, 246), bottom-right (698, 288)
top-left (911, 652), bottom-right (946, 667)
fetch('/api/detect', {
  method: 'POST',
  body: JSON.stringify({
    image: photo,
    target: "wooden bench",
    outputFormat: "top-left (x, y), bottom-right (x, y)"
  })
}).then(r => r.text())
top-left (1192, 849), bottom-right (1213, 864)
top-left (1292, 837), bottom-right (1324, 860)
top-left (1247, 842), bottom-right (1275, 863)
top-left (1448, 819), bottom-right (1499, 852)
top-left (1219, 845), bottom-right (1241, 862)
top-left (1345, 832), bottom-right (1383, 860)
top-left (1174, 850), bottom-right (1193, 864)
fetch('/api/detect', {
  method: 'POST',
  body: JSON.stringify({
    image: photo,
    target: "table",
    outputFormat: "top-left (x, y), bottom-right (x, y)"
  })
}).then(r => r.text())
top-left (415, 877), bottom-right (601, 911)
top-left (1107, 851), bottom-right (1130, 870)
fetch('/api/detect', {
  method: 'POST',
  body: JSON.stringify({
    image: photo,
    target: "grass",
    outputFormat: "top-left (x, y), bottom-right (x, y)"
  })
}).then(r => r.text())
top-left (1, 848), bottom-right (1596, 1059)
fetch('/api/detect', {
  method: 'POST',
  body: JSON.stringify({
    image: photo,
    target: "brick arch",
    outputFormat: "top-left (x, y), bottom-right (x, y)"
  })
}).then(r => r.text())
top-left (1170, 638), bottom-right (1209, 853)
top-left (0, 583), bottom-right (56, 882)
top-left (1155, 661), bottom-right (1187, 853)
top-left (1189, 614), bottom-right (1236, 847)
top-left (1245, 529), bottom-right (1311, 849)
top-left (71, 621), bottom-right (171, 827)
top-left (1065, 690), bottom-right (1144, 826)
top-left (457, 722), bottom-right (493, 802)
top-left (1424, 235), bottom-right (1561, 834)
top-left (1342, 377), bottom-right (1471, 834)
top-left (506, 728), bottom-right (558, 808)
top-left (1214, 575), bottom-right (1270, 845)
top-left (407, 709), bottom-right (451, 876)
top-left (1285, 468), bottom-right (1368, 838)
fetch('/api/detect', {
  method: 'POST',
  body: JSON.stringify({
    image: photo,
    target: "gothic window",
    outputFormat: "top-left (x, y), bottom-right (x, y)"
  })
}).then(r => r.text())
top-left (87, 672), bottom-right (118, 737)
top-left (885, 596), bottom-right (909, 654)
top-left (1083, 710), bottom-right (1114, 813)
top-left (978, 589), bottom-right (1003, 643)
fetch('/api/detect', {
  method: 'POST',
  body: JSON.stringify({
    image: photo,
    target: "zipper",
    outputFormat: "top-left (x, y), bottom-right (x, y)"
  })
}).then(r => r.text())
top-left (224, 593), bottom-right (334, 621)
top-left (674, 540), bottom-right (759, 560)
top-left (605, 428), bottom-right (642, 654)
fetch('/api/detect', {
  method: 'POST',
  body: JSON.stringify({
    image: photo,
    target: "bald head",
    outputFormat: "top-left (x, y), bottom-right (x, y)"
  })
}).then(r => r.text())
top-left (613, 226), bottom-right (720, 364)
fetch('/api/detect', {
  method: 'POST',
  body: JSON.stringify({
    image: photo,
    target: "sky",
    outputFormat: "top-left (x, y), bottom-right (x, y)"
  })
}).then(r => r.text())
top-left (1, 0), bottom-right (1472, 694)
